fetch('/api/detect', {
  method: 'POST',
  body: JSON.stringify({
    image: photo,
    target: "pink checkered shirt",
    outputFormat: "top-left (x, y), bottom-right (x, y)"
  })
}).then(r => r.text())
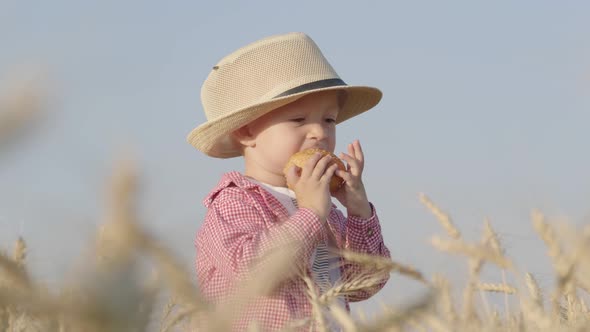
top-left (194, 171), bottom-right (391, 331)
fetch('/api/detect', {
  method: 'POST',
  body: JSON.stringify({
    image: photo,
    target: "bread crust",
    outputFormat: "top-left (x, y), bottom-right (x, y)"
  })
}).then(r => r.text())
top-left (283, 148), bottom-right (345, 193)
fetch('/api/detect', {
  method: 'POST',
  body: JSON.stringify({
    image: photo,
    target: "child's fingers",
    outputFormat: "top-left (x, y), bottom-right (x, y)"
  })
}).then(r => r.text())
top-left (352, 139), bottom-right (364, 164)
top-left (301, 152), bottom-right (322, 178)
top-left (339, 152), bottom-right (352, 171)
top-left (347, 143), bottom-right (355, 160)
top-left (335, 169), bottom-right (353, 184)
top-left (311, 154), bottom-right (334, 180)
top-left (322, 163), bottom-right (339, 183)
top-left (339, 152), bottom-right (362, 177)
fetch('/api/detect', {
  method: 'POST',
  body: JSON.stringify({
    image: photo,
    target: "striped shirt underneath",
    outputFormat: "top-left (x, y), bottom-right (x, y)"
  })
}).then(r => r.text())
top-left (290, 197), bottom-right (332, 293)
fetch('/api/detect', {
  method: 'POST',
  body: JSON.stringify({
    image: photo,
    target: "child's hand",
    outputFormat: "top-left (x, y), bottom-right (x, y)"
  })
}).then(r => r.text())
top-left (285, 152), bottom-right (339, 221)
top-left (333, 140), bottom-right (372, 219)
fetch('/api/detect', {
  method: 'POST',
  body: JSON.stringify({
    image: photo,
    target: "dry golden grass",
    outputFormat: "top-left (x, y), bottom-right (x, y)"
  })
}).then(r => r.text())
top-left (3, 78), bottom-right (590, 331)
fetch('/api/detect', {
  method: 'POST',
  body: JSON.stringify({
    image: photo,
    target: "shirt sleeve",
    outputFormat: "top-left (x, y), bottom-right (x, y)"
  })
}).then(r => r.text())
top-left (196, 187), bottom-right (324, 284)
top-left (339, 203), bottom-right (391, 302)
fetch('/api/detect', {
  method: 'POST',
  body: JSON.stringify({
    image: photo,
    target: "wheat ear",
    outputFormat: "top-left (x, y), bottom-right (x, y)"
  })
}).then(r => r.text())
top-left (419, 193), bottom-right (461, 239)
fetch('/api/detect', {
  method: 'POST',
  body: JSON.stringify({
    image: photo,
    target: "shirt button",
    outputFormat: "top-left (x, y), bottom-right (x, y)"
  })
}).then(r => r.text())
top-left (367, 228), bottom-right (374, 236)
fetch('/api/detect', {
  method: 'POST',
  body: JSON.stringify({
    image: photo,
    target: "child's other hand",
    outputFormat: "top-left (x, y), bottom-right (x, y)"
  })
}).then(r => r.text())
top-left (285, 152), bottom-right (339, 221)
top-left (333, 140), bottom-right (372, 219)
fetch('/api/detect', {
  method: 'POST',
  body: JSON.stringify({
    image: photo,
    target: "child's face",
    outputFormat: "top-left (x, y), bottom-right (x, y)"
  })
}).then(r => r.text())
top-left (241, 90), bottom-right (341, 184)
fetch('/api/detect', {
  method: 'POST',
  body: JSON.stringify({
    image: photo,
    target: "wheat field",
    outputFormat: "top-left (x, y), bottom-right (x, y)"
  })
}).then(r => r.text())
top-left (2, 80), bottom-right (590, 332)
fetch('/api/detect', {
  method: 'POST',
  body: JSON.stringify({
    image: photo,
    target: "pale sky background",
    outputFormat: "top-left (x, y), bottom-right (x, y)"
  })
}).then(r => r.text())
top-left (1, 1), bottom-right (590, 316)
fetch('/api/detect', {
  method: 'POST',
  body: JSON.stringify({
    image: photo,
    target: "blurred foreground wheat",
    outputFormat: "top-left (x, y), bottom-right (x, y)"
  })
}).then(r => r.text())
top-left (2, 78), bottom-right (590, 331)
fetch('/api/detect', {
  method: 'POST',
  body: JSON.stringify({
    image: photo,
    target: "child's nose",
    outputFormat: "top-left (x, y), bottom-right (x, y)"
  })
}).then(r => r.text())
top-left (307, 122), bottom-right (329, 140)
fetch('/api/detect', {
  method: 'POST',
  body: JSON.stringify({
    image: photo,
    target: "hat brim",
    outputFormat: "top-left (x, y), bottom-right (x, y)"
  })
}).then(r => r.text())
top-left (186, 85), bottom-right (382, 158)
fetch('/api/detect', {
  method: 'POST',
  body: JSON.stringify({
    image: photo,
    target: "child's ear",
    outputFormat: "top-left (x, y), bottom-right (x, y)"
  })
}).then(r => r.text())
top-left (232, 125), bottom-right (256, 148)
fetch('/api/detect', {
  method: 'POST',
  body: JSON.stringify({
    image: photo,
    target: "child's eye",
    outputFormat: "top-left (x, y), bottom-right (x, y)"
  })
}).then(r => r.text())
top-left (290, 118), bottom-right (305, 122)
top-left (325, 118), bottom-right (336, 123)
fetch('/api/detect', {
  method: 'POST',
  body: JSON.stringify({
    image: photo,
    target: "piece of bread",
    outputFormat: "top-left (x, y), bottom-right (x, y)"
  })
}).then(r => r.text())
top-left (283, 148), bottom-right (345, 193)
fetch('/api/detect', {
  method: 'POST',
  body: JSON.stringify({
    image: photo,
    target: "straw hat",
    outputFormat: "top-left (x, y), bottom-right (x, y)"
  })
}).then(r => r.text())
top-left (187, 32), bottom-right (382, 158)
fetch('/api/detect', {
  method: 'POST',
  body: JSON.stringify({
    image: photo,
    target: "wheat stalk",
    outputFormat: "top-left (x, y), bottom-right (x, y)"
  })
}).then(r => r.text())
top-left (531, 209), bottom-right (562, 262)
top-left (476, 283), bottom-right (517, 294)
top-left (328, 303), bottom-right (358, 332)
top-left (419, 193), bottom-right (461, 239)
top-left (338, 249), bottom-right (426, 283)
top-left (432, 274), bottom-right (458, 325)
top-left (360, 292), bottom-right (434, 332)
top-left (430, 236), bottom-right (513, 270)
top-left (302, 273), bottom-right (328, 332)
top-left (525, 272), bottom-right (544, 308)
top-left (320, 273), bottom-right (389, 305)
top-left (0, 77), bottom-right (43, 146)
top-left (0, 253), bottom-right (31, 289)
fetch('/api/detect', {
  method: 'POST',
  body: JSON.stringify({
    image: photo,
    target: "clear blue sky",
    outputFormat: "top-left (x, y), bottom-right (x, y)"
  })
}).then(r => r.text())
top-left (1, 1), bottom-right (589, 314)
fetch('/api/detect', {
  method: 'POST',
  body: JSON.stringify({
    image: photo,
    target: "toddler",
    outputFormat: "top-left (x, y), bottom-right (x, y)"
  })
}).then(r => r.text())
top-left (187, 32), bottom-right (391, 331)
